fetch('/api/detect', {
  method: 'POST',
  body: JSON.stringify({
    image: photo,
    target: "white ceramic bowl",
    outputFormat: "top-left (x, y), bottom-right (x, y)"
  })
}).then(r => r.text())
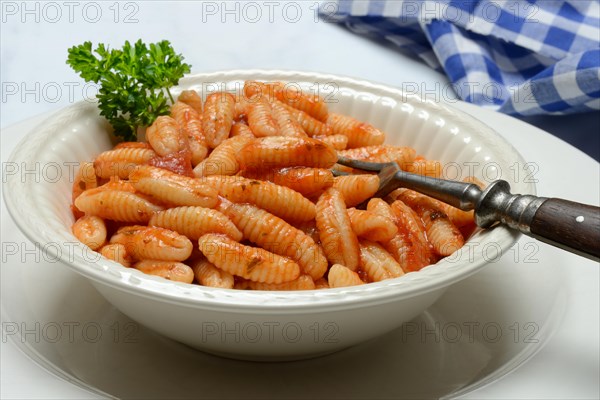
top-left (3, 70), bottom-right (532, 361)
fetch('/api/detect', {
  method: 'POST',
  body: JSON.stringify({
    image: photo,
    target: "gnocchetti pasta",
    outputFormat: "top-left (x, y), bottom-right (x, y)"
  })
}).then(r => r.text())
top-left (71, 80), bottom-right (480, 290)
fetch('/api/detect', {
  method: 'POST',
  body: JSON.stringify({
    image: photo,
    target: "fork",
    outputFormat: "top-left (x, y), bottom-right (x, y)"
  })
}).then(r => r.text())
top-left (335, 156), bottom-right (600, 261)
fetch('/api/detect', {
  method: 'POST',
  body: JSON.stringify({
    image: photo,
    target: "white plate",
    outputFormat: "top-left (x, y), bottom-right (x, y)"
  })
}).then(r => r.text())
top-left (3, 104), bottom-right (597, 399)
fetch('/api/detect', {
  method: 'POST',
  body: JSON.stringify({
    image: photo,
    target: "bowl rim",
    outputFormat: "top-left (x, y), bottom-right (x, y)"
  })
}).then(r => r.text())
top-left (3, 69), bottom-right (531, 312)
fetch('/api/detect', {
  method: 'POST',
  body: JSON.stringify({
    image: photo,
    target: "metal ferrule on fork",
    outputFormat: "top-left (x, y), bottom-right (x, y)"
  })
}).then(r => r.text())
top-left (475, 180), bottom-right (547, 231)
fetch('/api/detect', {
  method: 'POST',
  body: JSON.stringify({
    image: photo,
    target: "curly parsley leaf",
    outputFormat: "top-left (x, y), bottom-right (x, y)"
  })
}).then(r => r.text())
top-left (67, 40), bottom-right (191, 141)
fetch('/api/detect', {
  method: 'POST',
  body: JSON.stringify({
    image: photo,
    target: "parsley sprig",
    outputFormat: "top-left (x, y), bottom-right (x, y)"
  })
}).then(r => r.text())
top-left (67, 40), bottom-right (191, 141)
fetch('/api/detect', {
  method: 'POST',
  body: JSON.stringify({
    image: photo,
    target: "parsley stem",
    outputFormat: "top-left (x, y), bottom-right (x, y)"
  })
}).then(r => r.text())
top-left (166, 88), bottom-right (175, 104)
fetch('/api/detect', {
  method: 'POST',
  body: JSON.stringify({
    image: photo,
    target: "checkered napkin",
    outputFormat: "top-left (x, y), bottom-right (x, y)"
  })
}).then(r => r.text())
top-left (320, 0), bottom-right (600, 115)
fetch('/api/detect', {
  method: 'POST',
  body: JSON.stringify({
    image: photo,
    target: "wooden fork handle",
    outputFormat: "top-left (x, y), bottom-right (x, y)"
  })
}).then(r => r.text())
top-left (528, 198), bottom-right (600, 261)
top-left (475, 181), bottom-right (600, 262)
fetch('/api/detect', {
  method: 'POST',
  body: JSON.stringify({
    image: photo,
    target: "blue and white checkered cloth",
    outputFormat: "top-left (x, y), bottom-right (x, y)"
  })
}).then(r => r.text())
top-left (320, 0), bottom-right (600, 115)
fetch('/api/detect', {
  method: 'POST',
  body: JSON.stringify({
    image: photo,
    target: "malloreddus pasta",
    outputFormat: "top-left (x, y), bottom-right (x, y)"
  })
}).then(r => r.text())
top-left (71, 80), bottom-right (480, 289)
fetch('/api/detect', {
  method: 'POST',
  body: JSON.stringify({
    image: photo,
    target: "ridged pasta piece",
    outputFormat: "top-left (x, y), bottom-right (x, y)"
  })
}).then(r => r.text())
top-left (202, 92), bottom-right (235, 148)
top-left (244, 81), bottom-right (328, 122)
top-left (359, 240), bottom-right (405, 282)
top-left (237, 275), bottom-right (315, 291)
top-left (198, 234), bottom-right (300, 284)
top-left (134, 260), bottom-right (194, 283)
top-left (328, 264), bottom-right (365, 288)
top-left (346, 208), bottom-right (398, 242)
top-left (390, 199), bottom-right (432, 251)
top-left (390, 199), bottom-right (435, 266)
top-left (146, 115), bottom-right (188, 157)
top-left (93, 147), bottom-right (156, 179)
top-left (74, 188), bottom-right (163, 223)
top-left (247, 97), bottom-right (278, 137)
top-left (313, 134), bottom-right (348, 150)
top-left (389, 227), bottom-right (431, 273)
top-left (99, 243), bottom-right (132, 267)
top-left (365, 198), bottom-right (395, 218)
top-left (278, 101), bottom-right (332, 137)
top-left (313, 277), bottom-right (330, 289)
top-left (388, 185), bottom-right (476, 229)
top-left (110, 225), bottom-right (193, 261)
top-left (72, 215), bottom-right (107, 250)
top-left (193, 132), bottom-right (254, 177)
top-left (360, 240), bottom-right (404, 278)
top-left (129, 165), bottom-right (218, 208)
top-left (326, 113), bottom-right (385, 148)
top-left (170, 101), bottom-right (208, 166)
top-left (276, 83), bottom-right (328, 122)
top-left (230, 121), bottom-right (254, 137)
top-left (366, 198), bottom-right (429, 272)
top-left (149, 206), bottom-right (243, 241)
top-left (200, 175), bottom-right (316, 222)
top-left (393, 189), bottom-right (464, 256)
top-left (218, 201), bottom-right (328, 280)
top-left (114, 142), bottom-right (152, 149)
top-left (315, 188), bottom-right (360, 270)
top-left (177, 90), bottom-right (203, 114)
top-left (145, 114), bottom-right (194, 176)
top-left (338, 145), bottom-right (417, 170)
top-left (72, 162), bottom-right (98, 217)
top-left (270, 100), bottom-right (306, 137)
top-left (237, 136), bottom-right (338, 170)
top-left (333, 174), bottom-right (380, 207)
top-left (242, 167), bottom-right (334, 198)
top-left (190, 258), bottom-right (234, 288)
top-left (367, 199), bottom-right (404, 241)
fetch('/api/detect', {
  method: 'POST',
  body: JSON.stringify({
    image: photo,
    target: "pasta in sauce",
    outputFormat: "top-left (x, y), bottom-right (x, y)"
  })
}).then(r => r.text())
top-left (71, 81), bottom-right (478, 289)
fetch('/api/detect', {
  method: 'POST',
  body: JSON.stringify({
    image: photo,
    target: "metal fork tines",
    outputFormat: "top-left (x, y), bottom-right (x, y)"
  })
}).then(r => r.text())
top-left (335, 156), bottom-right (482, 211)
